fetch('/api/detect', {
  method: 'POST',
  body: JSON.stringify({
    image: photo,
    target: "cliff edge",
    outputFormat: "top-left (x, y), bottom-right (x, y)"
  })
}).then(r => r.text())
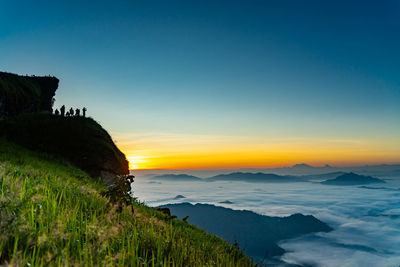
top-left (0, 71), bottom-right (128, 184)
top-left (0, 113), bottom-right (129, 184)
top-left (0, 71), bottom-right (59, 119)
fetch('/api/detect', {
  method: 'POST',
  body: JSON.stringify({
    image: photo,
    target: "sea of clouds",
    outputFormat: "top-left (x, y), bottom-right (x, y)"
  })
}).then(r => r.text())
top-left (133, 176), bottom-right (400, 267)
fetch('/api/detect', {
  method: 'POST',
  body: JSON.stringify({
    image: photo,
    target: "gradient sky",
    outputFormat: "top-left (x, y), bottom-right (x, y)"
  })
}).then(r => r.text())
top-left (1, 0), bottom-right (399, 169)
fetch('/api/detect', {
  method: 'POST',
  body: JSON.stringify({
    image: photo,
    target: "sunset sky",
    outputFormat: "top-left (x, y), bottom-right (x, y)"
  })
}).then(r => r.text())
top-left (1, 1), bottom-right (399, 169)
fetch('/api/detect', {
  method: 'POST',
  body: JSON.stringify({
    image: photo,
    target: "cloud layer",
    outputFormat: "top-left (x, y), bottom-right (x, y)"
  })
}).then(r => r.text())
top-left (133, 175), bottom-right (400, 266)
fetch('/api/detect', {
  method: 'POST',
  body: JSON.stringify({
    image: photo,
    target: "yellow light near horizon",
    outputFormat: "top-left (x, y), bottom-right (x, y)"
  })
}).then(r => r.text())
top-left (125, 151), bottom-right (400, 170)
top-left (124, 146), bottom-right (400, 170)
top-left (116, 132), bottom-right (400, 170)
top-left (127, 156), bottom-right (149, 170)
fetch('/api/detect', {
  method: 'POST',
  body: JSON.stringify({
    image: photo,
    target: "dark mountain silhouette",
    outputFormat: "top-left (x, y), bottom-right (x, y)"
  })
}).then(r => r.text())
top-left (0, 72), bottom-right (128, 184)
top-left (208, 172), bottom-right (305, 183)
top-left (149, 172), bottom-right (313, 183)
top-left (321, 172), bottom-right (385, 185)
top-left (151, 174), bottom-right (202, 181)
top-left (292, 163), bottom-right (314, 169)
top-left (0, 113), bottom-right (129, 184)
top-left (219, 200), bottom-right (234, 204)
top-left (160, 203), bottom-right (332, 260)
top-left (133, 163), bottom-right (400, 179)
top-left (0, 71), bottom-right (59, 120)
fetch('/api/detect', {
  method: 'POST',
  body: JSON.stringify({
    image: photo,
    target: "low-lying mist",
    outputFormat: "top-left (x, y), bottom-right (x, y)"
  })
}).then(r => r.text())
top-left (133, 171), bottom-right (400, 266)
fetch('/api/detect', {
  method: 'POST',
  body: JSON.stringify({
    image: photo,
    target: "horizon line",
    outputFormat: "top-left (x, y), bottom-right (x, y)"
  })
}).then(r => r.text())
top-left (129, 162), bottom-right (400, 171)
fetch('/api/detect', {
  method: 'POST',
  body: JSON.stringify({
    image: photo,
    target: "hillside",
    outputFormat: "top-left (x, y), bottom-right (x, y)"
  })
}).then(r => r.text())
top-left (0, 139), bottom-right (254, 266)
top-left (0, 113), bottom-right (129, 184)
top-left (0, 72), bottom-right (58, 119)
top-left (0, 71), bottom-right (128, 183)
top-left (161, 203), bottom-right (332, 260)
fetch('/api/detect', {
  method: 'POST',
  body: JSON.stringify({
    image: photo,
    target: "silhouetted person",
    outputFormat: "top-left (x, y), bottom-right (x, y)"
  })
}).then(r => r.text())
top-left (60, 105), bottom-right (65, 117)
top-left (75, 108), bottom-right (80, 116)
top-left (54, 109), bottom-right (59, 115)
top-left (66, 112), bottom-right (70, 117)
top-left (69, 107), bottom-right (74, 116)
top-left (82, 107), bottom-right (87, 117)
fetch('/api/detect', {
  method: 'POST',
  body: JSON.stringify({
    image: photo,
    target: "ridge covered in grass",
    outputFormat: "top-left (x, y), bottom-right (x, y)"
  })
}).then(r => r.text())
top-left (0, 139), bottom-right (254, 266)
top-left (0, 113), bottom-right (129, 183)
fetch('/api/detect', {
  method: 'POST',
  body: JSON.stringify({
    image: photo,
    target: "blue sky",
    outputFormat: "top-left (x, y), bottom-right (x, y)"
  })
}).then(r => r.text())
top-left (1, 0), bottom-right (399, 168)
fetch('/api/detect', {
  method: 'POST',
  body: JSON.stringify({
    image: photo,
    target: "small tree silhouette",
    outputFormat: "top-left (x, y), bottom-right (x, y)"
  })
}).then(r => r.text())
top-left (102, 175), bottom-right (135, 213)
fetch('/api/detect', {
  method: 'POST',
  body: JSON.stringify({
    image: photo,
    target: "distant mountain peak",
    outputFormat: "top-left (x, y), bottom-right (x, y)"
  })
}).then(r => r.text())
top-left (321, 172), bottom-right (385, 186)
top-left (292, 163), bottom-right (313, 169)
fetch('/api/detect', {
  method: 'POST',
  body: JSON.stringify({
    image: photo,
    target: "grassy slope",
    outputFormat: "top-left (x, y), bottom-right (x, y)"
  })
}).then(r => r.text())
top-left (0, 140), bottom-right (254, 266)
top-left (0, 113), bottom-right (129, 178)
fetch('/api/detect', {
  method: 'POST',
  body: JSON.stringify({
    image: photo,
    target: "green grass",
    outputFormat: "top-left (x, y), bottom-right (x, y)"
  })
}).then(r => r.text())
top-left (0, 113), bottom-right (129, 180)
top-left (0, 139), bottom-right (254, 266)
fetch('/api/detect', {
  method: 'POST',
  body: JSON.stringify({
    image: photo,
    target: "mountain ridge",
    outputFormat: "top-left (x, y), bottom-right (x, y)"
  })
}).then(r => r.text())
top-left (321, 172), bottom-right (385, 185)
top-left (160, 202), bottom-right (332, 260)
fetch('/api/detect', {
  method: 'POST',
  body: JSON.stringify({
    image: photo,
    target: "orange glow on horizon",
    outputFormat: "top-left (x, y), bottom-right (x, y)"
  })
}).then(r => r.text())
top-left (116, 132), bottom-right (400, 170)
top-left (127, 156), bottom-right (149, 170)
top-left (126, 152), bottom-right (400, 171)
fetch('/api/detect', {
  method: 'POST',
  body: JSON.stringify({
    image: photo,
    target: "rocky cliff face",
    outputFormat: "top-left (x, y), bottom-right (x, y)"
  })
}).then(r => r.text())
top-left (0, 71), bottom-right (129, 184)
top-left (0, 72), bottom-right (59, 119)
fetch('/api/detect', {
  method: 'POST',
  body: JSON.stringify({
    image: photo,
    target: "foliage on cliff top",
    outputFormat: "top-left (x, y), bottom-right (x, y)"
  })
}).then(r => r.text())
top-left (0, 72), bottom-right (58, 118)
top-left (0, 139), bottom-right (254, 266)
top-left (0, 113), bottom-right (129, 180)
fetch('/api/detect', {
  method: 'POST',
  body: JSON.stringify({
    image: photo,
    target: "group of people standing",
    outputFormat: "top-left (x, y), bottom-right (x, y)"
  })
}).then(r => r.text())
top-left (54, 105), bottom-right (87, 117)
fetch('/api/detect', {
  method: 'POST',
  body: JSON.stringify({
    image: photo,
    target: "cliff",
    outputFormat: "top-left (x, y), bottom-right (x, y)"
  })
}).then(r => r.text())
top-left (0, 71), bottom-right (128, 183)
top-left (0, 71), bottom-right (59, 119)
top-left (0, 113), bottom-right (129, 184)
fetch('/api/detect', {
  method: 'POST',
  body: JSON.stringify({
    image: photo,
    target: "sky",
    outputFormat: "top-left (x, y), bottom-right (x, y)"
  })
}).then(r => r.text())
top-left (1, 0), bottom-right (399, 169)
